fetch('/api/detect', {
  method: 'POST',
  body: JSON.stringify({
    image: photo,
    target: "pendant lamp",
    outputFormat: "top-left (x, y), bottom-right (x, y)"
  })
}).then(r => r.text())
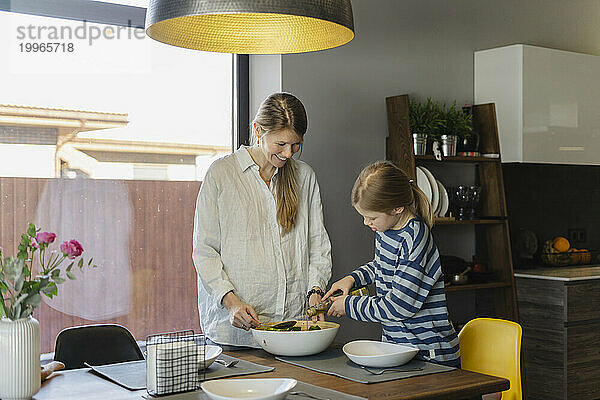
top-left (145, 0), bottom-right (354, 54)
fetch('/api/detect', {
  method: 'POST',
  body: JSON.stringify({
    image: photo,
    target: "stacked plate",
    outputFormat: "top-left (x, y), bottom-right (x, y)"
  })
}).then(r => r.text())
top-left (415, 166), bottom-right (449, 218)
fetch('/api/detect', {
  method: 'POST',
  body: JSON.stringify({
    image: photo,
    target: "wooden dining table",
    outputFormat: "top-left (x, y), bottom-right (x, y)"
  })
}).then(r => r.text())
top-left (35, 347), bottom-right (509, 400)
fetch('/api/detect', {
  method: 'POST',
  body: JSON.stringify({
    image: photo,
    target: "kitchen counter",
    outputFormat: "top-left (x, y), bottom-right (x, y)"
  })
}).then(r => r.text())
top-left (514, 264), bottom-right (600, 281)
top-left (515, 267), bottom-right (600, 399)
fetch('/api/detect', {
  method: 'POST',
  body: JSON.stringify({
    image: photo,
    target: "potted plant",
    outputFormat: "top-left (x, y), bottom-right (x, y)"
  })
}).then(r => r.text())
top-left (438, 101), bottom-right (473, 156)
top-left (457, 104), bottom-right (479, 153)
top-left (409, 98), bottom-right (444, 155)
top-left (0, 223), bottom-right (96, 400)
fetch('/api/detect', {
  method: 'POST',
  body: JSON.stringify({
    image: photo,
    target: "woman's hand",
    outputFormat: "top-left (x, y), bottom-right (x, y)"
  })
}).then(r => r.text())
top-left (221, 292), bottom-right (260, 331)
top-left (327, 295), bottom-right (347, 318)
top-left (308, 288), bottom-right (325, 322)
top-left (322, 275), bottom-right (355, 302)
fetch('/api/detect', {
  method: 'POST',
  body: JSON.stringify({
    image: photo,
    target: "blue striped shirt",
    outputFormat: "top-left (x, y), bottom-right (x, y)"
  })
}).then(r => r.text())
top-left (345, 218), bottom-right (460, 367)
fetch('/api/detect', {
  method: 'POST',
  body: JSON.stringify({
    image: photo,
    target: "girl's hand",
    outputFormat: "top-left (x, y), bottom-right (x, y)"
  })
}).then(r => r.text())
top-left (327, 295), bottom-right (347, 318)
top-left (222, 292), bottom-right (260, 331)
top-left (308, 289), bottom-right (325, 322)
top-left (322, 275), bottom-right (355, 302)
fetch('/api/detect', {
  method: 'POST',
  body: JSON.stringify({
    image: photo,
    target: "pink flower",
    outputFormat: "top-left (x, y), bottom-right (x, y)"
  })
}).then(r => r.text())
top-left (36, 232), bottom-right (56, 244)
top-left (60, 240), bottom-right (84, 259)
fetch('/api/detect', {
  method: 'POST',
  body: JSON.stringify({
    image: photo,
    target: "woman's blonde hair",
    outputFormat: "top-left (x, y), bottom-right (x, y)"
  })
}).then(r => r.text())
top-left (251, 92), bottom-right (307, 235)
top-left (351, 161), bottom-right (434, 228)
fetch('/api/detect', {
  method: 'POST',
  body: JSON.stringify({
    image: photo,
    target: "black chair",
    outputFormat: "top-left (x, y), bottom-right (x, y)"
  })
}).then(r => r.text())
top-left (54, 324), bottom-right (144, 370)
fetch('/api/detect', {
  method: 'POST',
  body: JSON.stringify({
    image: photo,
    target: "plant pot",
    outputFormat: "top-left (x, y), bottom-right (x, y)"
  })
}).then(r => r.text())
top-left (457, 131), bottom-right (480, 153)
top-left (440, 135), bottom-right (458, 156)
top-left (0, 316), bottom-right (41, 400)
top-left (412, 133), bottom-right (427, 155)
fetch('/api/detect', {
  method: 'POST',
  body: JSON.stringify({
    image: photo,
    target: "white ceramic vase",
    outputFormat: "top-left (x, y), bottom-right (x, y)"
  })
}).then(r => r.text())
top-left (0, 316), bottom-right (41, 400)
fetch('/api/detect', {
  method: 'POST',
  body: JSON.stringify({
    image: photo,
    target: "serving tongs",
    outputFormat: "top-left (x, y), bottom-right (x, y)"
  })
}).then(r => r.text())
top-left (258, 320), bottom-right (297, 329)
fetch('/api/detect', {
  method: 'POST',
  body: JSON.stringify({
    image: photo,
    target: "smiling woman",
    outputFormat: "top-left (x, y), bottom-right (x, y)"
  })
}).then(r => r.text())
top-left (192, 92), bottom-right (333, 349)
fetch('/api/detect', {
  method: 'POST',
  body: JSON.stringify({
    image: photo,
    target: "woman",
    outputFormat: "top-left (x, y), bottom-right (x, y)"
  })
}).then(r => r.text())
top-left (192, 92), bottom-right (332, 348)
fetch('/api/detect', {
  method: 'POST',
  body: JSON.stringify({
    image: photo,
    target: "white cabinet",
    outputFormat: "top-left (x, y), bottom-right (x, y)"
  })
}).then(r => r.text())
top-left (474, 44), bottom-right (600, 164)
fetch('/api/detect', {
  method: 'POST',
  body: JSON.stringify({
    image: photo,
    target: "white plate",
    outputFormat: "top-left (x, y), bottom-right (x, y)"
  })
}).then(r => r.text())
top-left (201, 378), bottom-right (297, 400)
top-left (415, 167), bottom-right (432, 205)
top-left (343, 340), bottom-right (419, 368)
top-left (436, 180), bottom-right (449, 217)
top-left (200, 344), bottom-right (223, 370)
top-left (419, 166), bottom-right (439, 214)
top-left (251, 321), bottom-right (339, 356)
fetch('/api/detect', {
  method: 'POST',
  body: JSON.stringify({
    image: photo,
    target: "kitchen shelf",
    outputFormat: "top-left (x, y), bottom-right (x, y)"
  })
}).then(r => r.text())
top-left (415, 155), bottom-right (500, 163)
top-left (435, 218), bottom-right (506, 225)
top-left (385, 94), bottom-right (518, 322)
top-left (445, 281), bottom-right (512, 292)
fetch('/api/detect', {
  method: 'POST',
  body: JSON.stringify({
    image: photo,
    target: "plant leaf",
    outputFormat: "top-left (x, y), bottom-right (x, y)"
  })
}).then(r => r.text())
top-left (27, 223), bottom-right (36, 237)
top-left (53, 276), bottom-right (66, 284)
top-left (66, 262), bottom-right (74, 272)
top-left (88, 258), bottom-right (93, 266)
top-left (78, 259), bottom-right (84, 269)
top-left (4, 258), bottom-right (24, 282)
top-left (66, 271), bottom-right (76, 280)
top-left (23, 293), bottom-right (42, 308)
top-left (42, 282), bottom-right (57, 298)
top-left (51, 269), bottom-right (61, 278)
top-left (21, 308), bottom-right (33, 318)
top-left (14, 274), bottom-right (25, 292)
top-left (12, 293), bottom-right (29, 308)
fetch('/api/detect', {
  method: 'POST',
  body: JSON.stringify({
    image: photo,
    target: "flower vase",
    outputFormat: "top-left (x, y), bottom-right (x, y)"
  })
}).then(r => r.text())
top-left (0, 316), bottom-right (41, 400)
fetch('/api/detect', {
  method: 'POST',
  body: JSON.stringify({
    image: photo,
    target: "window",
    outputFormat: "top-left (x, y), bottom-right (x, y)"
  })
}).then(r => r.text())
top-left (0, 2), bottom-right (244, 352)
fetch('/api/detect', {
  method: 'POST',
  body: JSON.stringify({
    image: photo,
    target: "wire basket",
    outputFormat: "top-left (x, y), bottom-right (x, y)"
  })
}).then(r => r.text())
top-left (541, 249), bottom-right (597, 267)
top-left (146, 330), bottom-right (206, 397)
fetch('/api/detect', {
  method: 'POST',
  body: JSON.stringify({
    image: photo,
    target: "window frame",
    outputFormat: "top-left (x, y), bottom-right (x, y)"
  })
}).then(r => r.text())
top-left (0, 0), bottom-right (249, 151)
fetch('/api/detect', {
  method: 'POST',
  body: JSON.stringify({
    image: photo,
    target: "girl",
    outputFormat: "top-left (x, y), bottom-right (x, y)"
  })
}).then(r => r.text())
top-left (322, 161), bottom-right (460, 367)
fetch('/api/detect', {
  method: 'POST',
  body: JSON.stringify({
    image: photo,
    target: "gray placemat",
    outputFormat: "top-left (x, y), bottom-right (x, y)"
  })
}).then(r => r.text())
top-left (87, 360), bottom-right (147, 390)
top-left (275, 347), bottom-right (455, 384)
top-left (87, 354), bottom-right (274, 390)
top-left (142, 380), bottom-right (366, 400)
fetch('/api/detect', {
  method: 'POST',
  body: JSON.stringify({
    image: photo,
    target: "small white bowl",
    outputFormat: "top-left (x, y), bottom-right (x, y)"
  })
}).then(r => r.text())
top-left (200, 344), bottom-right (222, 369)
top-left (343, 340), bottom-right (419, 368)
top-left (201, 378), bottom-right (297, 400)
top-left (251, 321), bottom-right (339, 356)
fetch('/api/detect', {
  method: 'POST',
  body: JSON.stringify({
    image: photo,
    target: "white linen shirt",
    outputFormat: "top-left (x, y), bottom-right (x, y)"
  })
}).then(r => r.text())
top-left (192, 146), bottom-right (332, 347)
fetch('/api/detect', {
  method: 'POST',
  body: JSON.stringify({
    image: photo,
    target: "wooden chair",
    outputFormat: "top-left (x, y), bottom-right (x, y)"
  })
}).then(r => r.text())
top-left (54, 324), bottom-right (143, 370)
top-left (458, 318), bottom-right (522, 400)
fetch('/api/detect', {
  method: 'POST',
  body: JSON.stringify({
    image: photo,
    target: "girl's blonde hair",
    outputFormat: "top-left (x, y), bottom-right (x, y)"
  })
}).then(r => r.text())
top-left (351, 161), bottom-right (434, 228)
top-left (251, 92), bottom-right (307, 235)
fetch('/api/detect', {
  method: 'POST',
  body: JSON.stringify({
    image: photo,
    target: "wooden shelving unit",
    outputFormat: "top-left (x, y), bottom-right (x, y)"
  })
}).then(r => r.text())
top-left (385, 94), bottom-right (518, 322)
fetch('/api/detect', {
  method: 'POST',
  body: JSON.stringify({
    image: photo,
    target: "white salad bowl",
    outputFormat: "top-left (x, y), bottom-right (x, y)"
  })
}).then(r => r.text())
top-left (251, 320), bottom-right (339, 356)
top-left (343, 340), bottom-right (419, 368)
top-left (201, 378), bottom-right (297, 400)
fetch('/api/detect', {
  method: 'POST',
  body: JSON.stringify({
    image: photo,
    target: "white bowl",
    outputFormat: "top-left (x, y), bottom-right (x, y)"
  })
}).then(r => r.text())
top-left (201, 378), bottom-right (297, 400)
top-left (200, 344), bottom-right (223, 369)
top-left (343, 340), bottom-right (419, 368)
top-left (250, 320), bottom-right (339, 356)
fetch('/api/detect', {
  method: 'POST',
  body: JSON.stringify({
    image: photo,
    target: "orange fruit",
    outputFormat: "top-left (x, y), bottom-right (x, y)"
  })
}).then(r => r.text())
top-left (552, 237), bottom-right (570, 253)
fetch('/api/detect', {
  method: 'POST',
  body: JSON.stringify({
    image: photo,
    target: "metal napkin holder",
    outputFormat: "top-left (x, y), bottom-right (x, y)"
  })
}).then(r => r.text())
top-left (145, 330), bottom-right (206, 396)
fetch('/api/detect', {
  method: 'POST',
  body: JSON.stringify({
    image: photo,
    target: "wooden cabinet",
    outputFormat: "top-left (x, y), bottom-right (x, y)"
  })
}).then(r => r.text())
top-left (385, 94), bottom-right (518, 322)
top-left (516, 276), bottom-right (600, 399)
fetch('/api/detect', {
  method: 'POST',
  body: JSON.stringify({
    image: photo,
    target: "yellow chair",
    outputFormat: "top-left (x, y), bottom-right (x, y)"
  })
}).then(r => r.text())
top-left (458, 318), bottom-right (522, 400)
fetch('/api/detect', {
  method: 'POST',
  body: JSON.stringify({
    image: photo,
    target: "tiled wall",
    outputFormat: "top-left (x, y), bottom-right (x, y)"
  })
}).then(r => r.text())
top-left (503, 163), bottom-right (600, 268)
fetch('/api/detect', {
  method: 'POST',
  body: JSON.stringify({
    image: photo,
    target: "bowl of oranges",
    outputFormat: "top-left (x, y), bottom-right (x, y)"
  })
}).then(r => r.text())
top-left (542, 236), bottom-right (592, 266)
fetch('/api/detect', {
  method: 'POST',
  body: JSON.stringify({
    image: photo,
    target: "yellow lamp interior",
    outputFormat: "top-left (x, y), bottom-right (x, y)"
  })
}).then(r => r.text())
top-left (146, 13), bottom-right (354, 54)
